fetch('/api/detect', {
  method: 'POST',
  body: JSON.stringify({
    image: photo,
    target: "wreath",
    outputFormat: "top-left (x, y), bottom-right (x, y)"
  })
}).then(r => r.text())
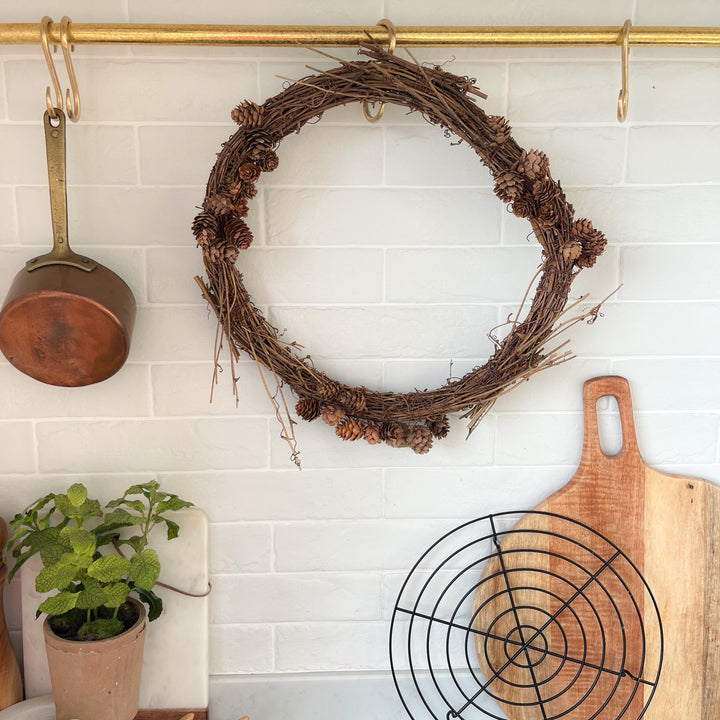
top-left (193, 45), bottom-right (607, 466)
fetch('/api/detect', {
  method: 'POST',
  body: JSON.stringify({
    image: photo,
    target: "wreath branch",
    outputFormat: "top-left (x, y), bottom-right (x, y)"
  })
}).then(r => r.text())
top-left (193, 43), bottom-right (608, 458)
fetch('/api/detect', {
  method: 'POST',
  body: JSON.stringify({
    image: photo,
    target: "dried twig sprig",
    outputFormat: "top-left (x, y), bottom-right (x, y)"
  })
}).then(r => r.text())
top-left (193, 44), bottom-right (608, 462)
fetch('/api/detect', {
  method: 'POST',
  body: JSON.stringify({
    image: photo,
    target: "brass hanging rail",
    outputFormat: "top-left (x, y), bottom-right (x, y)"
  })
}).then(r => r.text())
top-left (1, 23), bottom-right (720, 48)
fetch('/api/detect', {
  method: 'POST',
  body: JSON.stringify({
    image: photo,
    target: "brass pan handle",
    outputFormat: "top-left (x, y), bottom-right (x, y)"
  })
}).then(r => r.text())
top-left (26, 109), bottom-right (96, 272)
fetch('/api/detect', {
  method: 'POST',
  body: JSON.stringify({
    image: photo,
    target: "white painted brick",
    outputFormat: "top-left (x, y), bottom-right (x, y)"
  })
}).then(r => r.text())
top-left (266, 305), bottom-right (498, 360)
top-left (129, 306), bottom-right (219, 362)
top-left (209, 523), bottom-right (272, 573)
top-left (492, 358), bottom-right (612, 413)
top-left (146, 247), bottom-right (206, 304)
top-left (0, 423), bottom-right (35, 473)
top-left (209, 624), bottom-right (273, 674)
top-left (271, 413), bottom-right (495, 469)
top-left (129, 0), bottom-right (382, 24)
top-left (265, 188), bottom-right (502, 247)
top-left (628, 126), bottom-right (720, 184)
top-left (509, 127), bottom-right (626, 186)
top-left (495, 413), bottom-right (584, 466)
top-left (630, 63), bottom-right (720, 123)
top-left (276, 622), bottom-right (388, 671)
top-left (0, 190), bottom-right (16, 245)
top-left (157, 469), bottom-right (383, 520)
top-left (385, 247), bottom-right (541, 303)
top-left (264, 125), bottom-right (383, 186)
top-left (36, 418), bottom-right (269, 473)
top-left (634, 413), bottom-right (720, 466)
top-left (386, 126), bottom-right (494, 186)
top-left (5, 60), bottom-right (258, 123)
top-left (508, 62), bottom-right (618, 123)
top-left (138, 125), bottom-right (234, 185)
top-left (563, 187), bottom-right (720, 245)
top-left (383, 358), bottom-right (480, 393)
top-left (239, 248), bottom-right (384, 304)
top-left (17, 186), bottom-right (205, 248)
top-left (0, 248), bottom-right (36, 297)
top-left (275, 520), bottom-right (458, 572)
top-left (0, 363), bottom-right (150, 418)
top-left (610, 359), bottom-right (720, 411)
top-left (210, 573), bottom-right (381, 623)
top-left (621, 245), bottom-right (720, 300)
top-left (570, 302), bottom-right (720, 356)
top-left (636, 0), bottom-right (720, 24)
top-left (1, 1), bottom-right (127, 21)
top-left (384, 466), bottom-right (569, 519)
top-left (386, 0), bottom-right (632, 25)
top-left (151, 362), bottom-right (275, 417)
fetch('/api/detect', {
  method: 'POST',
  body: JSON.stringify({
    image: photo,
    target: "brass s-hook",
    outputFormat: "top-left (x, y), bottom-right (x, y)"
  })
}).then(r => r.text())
top-left (40, 16), bottom-right (62, 119)
top-left (362, 19), bottom-right (396, 123)
top-left (617, 19), bottom-right (631, 122)
top-left (60, 17), bottom-right (81, 121)
top-left (39, 16), bottom-right (81, 122)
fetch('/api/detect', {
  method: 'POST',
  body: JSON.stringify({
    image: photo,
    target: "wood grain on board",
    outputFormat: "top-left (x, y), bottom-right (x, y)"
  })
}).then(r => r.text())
top-left (473, 376), bottom-right (720, 720)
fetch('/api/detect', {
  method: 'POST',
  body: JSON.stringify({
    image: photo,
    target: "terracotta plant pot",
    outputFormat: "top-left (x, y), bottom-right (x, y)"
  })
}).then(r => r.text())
top-left (43, 598), bottom-right (147, 720)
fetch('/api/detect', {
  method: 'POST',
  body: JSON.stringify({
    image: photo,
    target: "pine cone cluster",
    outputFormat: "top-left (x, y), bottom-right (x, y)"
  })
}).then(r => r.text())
top-left (537, 201), bottom-right (560, 229)
top-left (321, 405), bottom-right (345, 426)
top-left (516, 149), bottom-right (549, 181)
top-left (381, 422), bottom-right (406, 448)
top-left (336, 388), bottom-right (368, 414)
top-left (204, 238), bottom-right (239, 264)
top-left (487, 115), bottom-right (512, 145)
top-left (494, 170), bottom-right (524, 202)
top-left (533, 178), bottom-right (558, 205)
top-left (561, 241), bottom-right (583, 263)
top-left (245, 129), bottom-right (276, 161)
top-left (427, 415), bottom-right (450, 439)
top-left (192, 211), bottom-right (218, 248)
top-left (239, 163), bottom-right (262, 183)
top-left (336, 417), bottom-right (365, 441)
top-left (364, 422), bottom-right (382, 445)
top-left (296, 397), bottom-right (321, 422)
top-left (231, 100), bottom-right (265, 128)
top-left (511, 197), bottom-right (535, 219)
top-left (224, 217), bottom-right (254, 250)
top-left (572, 219), bottom-right (607, 268)
top-left (203, 193), bottom-right (233, 216)
top-left (407, 425), bottom-right (433, 454)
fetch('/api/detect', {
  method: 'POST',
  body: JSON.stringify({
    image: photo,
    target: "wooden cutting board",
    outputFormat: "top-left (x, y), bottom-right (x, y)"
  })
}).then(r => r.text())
top-left (20, 508), bottom-right (209, 719)
top-left (473, 376), bottom-right (720, 720)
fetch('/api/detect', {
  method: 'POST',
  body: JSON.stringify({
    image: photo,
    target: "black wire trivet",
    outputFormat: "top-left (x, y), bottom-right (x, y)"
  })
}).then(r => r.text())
top-left (389, 511), bottom-right (663, 720)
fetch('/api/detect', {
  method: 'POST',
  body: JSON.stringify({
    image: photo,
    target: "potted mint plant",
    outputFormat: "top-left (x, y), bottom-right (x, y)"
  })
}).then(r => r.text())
top-left (5, 481), bottom-right (192, 720)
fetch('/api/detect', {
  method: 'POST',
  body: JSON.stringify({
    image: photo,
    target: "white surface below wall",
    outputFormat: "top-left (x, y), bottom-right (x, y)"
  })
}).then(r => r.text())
top-left (210, 673), bottom-right (404, 720)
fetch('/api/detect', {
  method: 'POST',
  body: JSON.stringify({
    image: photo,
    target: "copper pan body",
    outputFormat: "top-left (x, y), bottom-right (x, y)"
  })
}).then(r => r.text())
top-left (0, 262), bottom-right (136, 387)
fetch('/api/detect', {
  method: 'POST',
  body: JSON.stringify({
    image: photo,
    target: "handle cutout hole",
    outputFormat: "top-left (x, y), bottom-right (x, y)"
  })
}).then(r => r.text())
top-left (596, 395), bottom-right (623, 456)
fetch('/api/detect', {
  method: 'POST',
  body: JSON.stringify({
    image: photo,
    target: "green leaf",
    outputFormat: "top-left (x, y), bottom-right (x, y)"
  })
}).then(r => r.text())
top-left (66, 483), bottom-right (87, 507)
top-left (157, 496), bottom-right (193, 513)
top-left (117, 535), bottom-right (147, 554)
top-left (87, 555), bottom-right (130, 583)
top-left (162, 518), bottom-right (180, 540)
top-left (106, 498), bottom-right (145, 513)
top-left (8, 493), bottom-right (56, 532)
top-left (129, 549), bottom-right (160, 591)
top-left (59, 528), bottom-right (96, 556)
top-left (35, 563), bottom-right (78, 593)
top-left (39, 591), bottom-right (78, 617)
top-left (103, 582), bottom-right (131, 608)
top-left (94, 508), bottom-right (144, 538)
top-left (135, 587), bottom-right (163, 622)
top-left (75, 579), bottom-right (108, 610)
top-left (78, 618), bottom-right (124, 640)
top-left (38, 543), bottom-right (66, 568)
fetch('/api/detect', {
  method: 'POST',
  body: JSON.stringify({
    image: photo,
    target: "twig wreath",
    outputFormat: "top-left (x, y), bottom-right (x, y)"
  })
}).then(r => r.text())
top-left (193, 44), bottom-right (607, 467)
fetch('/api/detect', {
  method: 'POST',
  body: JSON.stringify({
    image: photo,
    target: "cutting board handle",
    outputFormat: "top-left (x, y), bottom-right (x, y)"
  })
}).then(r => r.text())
top-left (581, 376), bottom-right (642, 465)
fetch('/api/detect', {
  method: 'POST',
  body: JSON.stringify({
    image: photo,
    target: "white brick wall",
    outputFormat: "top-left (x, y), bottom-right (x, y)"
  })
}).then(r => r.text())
top-left (2, 1), bottom-right (720, 717)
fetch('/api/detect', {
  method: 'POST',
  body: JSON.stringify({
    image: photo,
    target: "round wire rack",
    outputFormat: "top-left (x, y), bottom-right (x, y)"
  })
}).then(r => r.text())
top-left (389, 511), bottom-right (663, 720)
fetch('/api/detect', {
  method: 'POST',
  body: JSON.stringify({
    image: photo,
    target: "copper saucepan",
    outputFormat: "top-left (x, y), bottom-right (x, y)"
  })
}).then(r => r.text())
top-left (0, 110), bottom-right (136, 386)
